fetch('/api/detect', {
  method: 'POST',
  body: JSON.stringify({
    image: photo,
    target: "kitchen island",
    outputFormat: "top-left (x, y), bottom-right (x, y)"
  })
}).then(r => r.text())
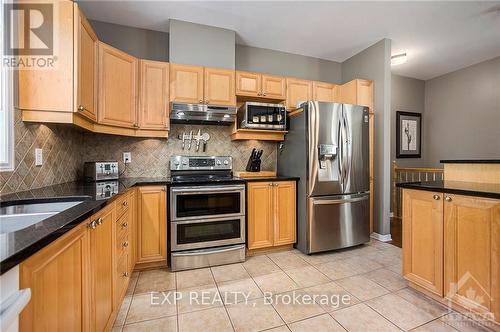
top-left (397, 160), bottom-right (500, 328)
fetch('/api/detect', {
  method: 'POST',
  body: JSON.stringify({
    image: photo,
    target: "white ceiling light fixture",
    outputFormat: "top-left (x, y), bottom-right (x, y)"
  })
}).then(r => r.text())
top-left (391, 53), bottom-right (408, 66)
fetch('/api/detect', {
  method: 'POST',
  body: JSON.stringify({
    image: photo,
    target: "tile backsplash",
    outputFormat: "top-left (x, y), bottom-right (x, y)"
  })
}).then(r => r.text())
top-left (0, 111), bottom-right (84, 195)
top-left (83, 124), bottom-right (277, 177)
top-left (1, 115), bottom-right (278, 195)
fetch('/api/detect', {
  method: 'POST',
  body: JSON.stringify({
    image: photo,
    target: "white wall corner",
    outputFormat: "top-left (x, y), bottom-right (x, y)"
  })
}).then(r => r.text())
top-left (370, 232), bottom-right (393, 242)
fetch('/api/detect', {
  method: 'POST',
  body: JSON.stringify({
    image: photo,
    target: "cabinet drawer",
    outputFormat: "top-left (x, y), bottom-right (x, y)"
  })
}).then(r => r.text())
top-left (117, 230), bottom-right (130, 258)
top-left (116, 212), bottom-right (130, 239)
top-left (116, 193), bottom-right (131, 218)
top-left (116, 253), bottom-right (130, 299)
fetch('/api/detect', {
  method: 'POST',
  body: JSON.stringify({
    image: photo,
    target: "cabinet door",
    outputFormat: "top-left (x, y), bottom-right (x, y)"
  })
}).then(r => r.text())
top-left (402, 189), bottom-right (444, 296)
top-left (273, 181), bottom-right (296, 246)
top-left (236, 71), bottom-right (261, 97)
top-left (286, 78), bottom-right (312, 110)
top-left (89, 203), bottom-right (115, 332)
top-left (137, 186), bottom-right (167, 264)
top-left (247, 182), bottom-right (274, 249)
top-left (170, 63), bottom-right (204, 104)
top-left (204, 67), bottom-right (236, 106)
top-left (74, 5), bottom-right (97, 121)
top-left (444, 194), bottom-right (500, 319)
top-left (138, 60), bottom-right (169, 130)
top-left (20, 222), bottom-right (90, 332)
top-left (98, 42), bottom-right (138, 128)
top-left (340, 79), bottom-right (373, 109)
top-left (313, 82), bottom-right (339, 102)
top-left (262, 74), bottom-right (286, 100)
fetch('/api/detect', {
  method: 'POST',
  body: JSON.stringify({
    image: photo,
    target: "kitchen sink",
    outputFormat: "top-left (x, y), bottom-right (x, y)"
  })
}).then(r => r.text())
top-left (0, 200), bottom-right (85, 234)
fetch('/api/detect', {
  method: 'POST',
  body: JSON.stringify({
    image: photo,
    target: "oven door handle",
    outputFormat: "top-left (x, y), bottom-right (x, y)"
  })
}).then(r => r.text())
top-left (171, 185), bottom-right (245, 193)
top-left (172, 244), bottom-right (246, 256)
top-left (171, 215), bottom-right (245, 225)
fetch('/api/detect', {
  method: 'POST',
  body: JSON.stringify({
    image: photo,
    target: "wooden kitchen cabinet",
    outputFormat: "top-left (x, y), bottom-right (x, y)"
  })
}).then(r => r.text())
top-left (236, 71), bottom-right (286, 100)
top-left (444, 194), bottom-right (500, 319)
top-left (98, 42), bottom-right (138, 128)
top-left (313, 81), bottom-right (340, 102)
top-left (286, 78), bottom-right (312, 110)
top-left (19, 221), bottom-right (90, 331)
top-left (262, 74), bottom-right (286, 100)
top-left (170, 63), bottom-right (204, 104)
top-left (138, 60), bottom-right (170, 130)
top-left (136, 186), bottom-right (167, 266)
top-left (74, 4), bottom-right (98, 121)
top-left (339, 79), bottom-right (373, 108)
top-left (89, 202), bottom-right (116, 332)
top-left (402, 189), bottom-right (444, 296)
top-left (204, 67), bottom-right (236, 106)
top-left (247, 181), bottom-right (296, 250)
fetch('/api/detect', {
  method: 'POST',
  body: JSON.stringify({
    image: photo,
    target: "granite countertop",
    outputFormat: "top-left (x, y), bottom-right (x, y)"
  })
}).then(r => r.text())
top-left (440, 159), bottom-right (500, 164)
top-left (0, 177), bottom-right (169, 274)
top-left (238, 176), bottom-right (300, 182)
top-left (0, 175), bottom-right (299, 274)
top-left (396, 180), bottom-right (500, 199)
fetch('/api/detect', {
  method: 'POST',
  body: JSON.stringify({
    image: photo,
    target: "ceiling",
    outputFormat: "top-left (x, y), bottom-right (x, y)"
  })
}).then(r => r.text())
top-left (78, 1), bottom-right (500, 80)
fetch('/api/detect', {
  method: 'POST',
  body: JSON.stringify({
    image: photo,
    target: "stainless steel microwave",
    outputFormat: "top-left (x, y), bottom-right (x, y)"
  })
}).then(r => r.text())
top-left (237, 102), bottom-right (287, 130)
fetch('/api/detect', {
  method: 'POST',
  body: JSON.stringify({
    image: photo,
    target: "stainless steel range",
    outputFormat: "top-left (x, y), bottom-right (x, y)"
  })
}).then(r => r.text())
top-left (169, 156), bottom-right (246, 271)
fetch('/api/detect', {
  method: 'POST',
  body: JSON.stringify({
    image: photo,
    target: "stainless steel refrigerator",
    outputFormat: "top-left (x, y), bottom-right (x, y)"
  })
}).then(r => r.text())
top-left (278, 101), bottom-right (370, 254)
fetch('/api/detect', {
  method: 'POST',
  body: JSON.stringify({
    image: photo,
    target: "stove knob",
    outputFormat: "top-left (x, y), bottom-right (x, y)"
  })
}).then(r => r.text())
top-left (174, 161), bottom-right (179, 166)
top-left (182, 161), bottom-right (187, 165)
top-left (223, 160), bottom-right (229, 165)
top-left (216, 160), bottom-right (222, 165)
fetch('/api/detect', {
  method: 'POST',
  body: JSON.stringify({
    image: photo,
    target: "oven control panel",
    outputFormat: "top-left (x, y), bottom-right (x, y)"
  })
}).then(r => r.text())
top-left (170, 156), bottom-right (232, 171)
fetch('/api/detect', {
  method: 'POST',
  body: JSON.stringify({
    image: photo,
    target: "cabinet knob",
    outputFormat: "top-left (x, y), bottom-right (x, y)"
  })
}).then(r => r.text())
top-left (96, 217), bottom-right (103, 226)
top-left (268, 183), bottom-right (273, 186)
top-left (122, 272), bottom-right (129, 277)
top-left (122, 201), bottom-right (128, 207)
top-left (433, 194), bottom-right (440, 200)
top-left (88, 220), bottom-right (97, 229)
top-left (445, 196), bottom-right (452, 202)
top-left (199, 100), bottom-right (203, 103)
top-left (257, 92), bottom-right (261, 96)
top-left (262, 93), bottom-right (266, 96)
top-left (121, 222), bottom-right (128, 228)
top-left (133, 123), bottom-right (139, 128)
top-left (78, 105), bottom-right (85, 112)
top-left (122, 241), bottom-right (129, 248)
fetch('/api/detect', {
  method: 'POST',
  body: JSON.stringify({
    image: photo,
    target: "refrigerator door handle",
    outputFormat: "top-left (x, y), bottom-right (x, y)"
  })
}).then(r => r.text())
top-left (337, 113), bottom-right (344, 188)
top-left (343, 109), bottom-right (352, 189)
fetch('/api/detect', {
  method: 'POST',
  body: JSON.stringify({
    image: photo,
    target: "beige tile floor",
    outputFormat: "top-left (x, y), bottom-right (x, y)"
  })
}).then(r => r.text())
top-left (113, 240), bottom-right (496, 332)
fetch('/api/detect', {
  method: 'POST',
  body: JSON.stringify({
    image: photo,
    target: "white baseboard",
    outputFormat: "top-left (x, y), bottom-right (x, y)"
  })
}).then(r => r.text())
top-left (370, 232), bottom-right (392, 242)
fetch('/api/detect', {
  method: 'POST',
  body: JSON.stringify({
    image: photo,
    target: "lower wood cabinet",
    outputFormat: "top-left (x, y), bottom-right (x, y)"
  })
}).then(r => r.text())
top-left (402, 189), bottom-right (500, 324)
top-left (136, 186), bottom-right (167, 265)
top-left (247, 181), bottom-right (296, 250)
top-left (19, 221), bottom-right (90, 331)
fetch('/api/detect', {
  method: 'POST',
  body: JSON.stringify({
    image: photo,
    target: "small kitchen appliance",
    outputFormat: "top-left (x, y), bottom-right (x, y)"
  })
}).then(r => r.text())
top-left (84, 161), bottom-right (119, 181)
top-left (169, 156), bottom-right (246, 271)
top-left (238, 102), bottom-right (286, 130)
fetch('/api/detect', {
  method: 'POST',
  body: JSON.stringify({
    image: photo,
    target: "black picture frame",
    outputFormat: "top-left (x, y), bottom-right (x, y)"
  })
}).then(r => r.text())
top-left (396, 111), bottom-right (422, 158)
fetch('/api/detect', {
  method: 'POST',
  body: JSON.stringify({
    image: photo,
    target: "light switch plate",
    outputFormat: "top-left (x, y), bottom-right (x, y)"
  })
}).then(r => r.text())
top-left (35, 148), bottom-right (43, 166)
top-left (123, 152), bottom-right (131, 164)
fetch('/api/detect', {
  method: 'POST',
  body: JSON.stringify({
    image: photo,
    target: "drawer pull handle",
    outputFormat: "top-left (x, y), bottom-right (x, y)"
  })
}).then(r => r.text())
top-left (433, 195), bottom-right (440, 200)
top-left (122, 272), bottom-right (129, 277)
top-left (121, 222), bottom-right (128, 228)
top-left (445, 196), bottom-right (452, 202)
top-left (122, 241), bottom-right (129, 248)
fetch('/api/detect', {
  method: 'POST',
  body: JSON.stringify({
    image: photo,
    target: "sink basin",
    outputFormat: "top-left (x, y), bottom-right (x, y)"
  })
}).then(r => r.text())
top-left (0, 201), bottom-right (84, 234)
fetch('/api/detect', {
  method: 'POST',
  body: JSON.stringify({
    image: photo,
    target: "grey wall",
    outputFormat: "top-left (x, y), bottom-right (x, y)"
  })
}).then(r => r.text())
top-left (424, 56), bottom-right (500, 166)
top-left (341, 39), bottom-right (392, 236)
top-left (391, 74), bottom-right (426, 167)
top-left (89, 20), bottom-right (169, 62)
top-left (169, 19), bottom-right (235, 69)
top-left (236, 45), bottom-right (342, 83)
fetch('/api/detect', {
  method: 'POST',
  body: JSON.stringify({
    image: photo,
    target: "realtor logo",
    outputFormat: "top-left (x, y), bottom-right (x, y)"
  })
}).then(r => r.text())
top-left (4, 3), bottom-right (53, 55)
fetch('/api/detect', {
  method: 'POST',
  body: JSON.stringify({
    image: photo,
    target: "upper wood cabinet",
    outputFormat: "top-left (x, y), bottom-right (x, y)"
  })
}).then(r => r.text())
top-left (402, 189), bottom-right (444, 296)
top-left (340, 79), bottom-right (373, 109)
top-left (74, 5), bottom-right (98, 121)
top-left (20, 221), bottom-right (90, 332)
top-left (138, 60), bottom-right (169, 130)
top-left (170, 63), bottom-right (204, 104)
top-left (286, 78), bottom-right (312, 110)
top-left (136, 186), bottom-right (167, 265)
top-left (313, 81), bottom-right (340, 102)
top-left (444, 194), bottom-right (500, 320)
top-left (204, 67), bottom-right (236, 106)
top-left (98, 42), bottom-right (138, 128)
top-left (247, 181), bottom-right (296, 250)
top-left (236, 71), bottom-right (286, 100)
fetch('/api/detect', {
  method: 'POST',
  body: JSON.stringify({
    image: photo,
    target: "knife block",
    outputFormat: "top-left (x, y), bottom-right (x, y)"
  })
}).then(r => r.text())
top-left (245, 156), bottom-right (261, 172)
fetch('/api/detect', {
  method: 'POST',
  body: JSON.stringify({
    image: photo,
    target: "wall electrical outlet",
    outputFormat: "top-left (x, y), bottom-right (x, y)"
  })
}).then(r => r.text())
top-left (123, 152), bottom-right (132, 164)
top-left (35, 148), bottom-right (43, 166)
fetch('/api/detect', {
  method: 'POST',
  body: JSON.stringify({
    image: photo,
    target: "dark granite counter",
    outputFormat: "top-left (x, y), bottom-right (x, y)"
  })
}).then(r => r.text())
top-left (396, 180), bottom-right (500, 199)
top-left (239, 176), bottom-right (300, 182)
top-left (440, 159), bottom-right (500, 164)
top-left (0, 177), bottom-right (169, 274)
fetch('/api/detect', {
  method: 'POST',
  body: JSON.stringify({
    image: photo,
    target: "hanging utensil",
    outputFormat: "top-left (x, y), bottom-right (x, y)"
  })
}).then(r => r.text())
top-left (201, 133), bottom-right (210, 152)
